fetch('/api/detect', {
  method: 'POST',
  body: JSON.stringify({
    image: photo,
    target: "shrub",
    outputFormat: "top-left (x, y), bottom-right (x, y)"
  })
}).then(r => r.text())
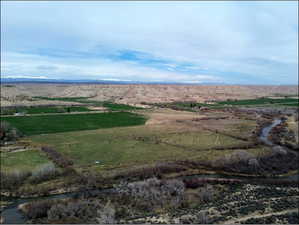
top-left (116, 178), bottom-right (185, 210)
top-left (179, 211), bottom-right (210, 224)
top-left (47, 200), bottom-right (96, 221)
top-left (196, 211), bottom-right (210, 224)
top-left (211, 150), bottom-right (261, 174)
top-left (41, 146), bottom-right (73, 168)
top-left (47, 199), bottom-right (115, 223)
top-left (0, 121), bottom-right (22, 144)
top-left (24, 199), bottom-right (59, 219)
top-left (229, 150), bottom-right (254, 163)
top-left (198, 184), bottom-right (214, 203)
top-left (114, 162), bottom-right (187, 181)
top-left (95, 202), bottom-right (116, 224)
top-left (0, 170), bottom-right (31, 190)
top-left (28, 163), bottom-right (61, 184)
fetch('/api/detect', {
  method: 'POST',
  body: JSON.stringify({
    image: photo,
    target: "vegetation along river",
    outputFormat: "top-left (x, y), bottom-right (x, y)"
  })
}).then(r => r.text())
top-left (1, 118), bottom-right (298, 224)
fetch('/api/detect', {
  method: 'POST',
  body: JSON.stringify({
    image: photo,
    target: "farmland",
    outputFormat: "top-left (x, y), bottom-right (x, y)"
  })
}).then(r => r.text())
top-left (0, 106), bottom-right (93, 115)
top-left (217, 97), bottom-right (299, 107)
top-left (33, 96), bottom-right (143, 111)
top-left (1, 149), bottom-right (50, 172)
top-left (1, 112), bottom-right (147, 135)
top-left (1, 84), bottom-right (298, 224)
top-left (28, 123), bottom-right (271, 172)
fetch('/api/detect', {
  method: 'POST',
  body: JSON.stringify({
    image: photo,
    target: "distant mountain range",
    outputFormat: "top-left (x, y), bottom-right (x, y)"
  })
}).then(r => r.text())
top-left (1, 77), bottom-right (226, 85)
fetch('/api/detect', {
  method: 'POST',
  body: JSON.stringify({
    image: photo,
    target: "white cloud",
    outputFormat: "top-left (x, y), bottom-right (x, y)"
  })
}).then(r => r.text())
top-left (1, 1), bottom-right (298, 84)
top-left (1, 51), bottom-right (221, 83)
top-left (3, 75), bottom-right (48, 79)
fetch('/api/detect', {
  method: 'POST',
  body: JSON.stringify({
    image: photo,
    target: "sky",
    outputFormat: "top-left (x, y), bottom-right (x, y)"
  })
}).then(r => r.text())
top-left (1, 1), bottom-right (298, 84)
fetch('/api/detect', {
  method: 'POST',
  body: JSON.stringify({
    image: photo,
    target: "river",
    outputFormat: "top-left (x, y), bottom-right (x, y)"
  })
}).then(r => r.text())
top-left (259, 118), bottom-right (282, 146)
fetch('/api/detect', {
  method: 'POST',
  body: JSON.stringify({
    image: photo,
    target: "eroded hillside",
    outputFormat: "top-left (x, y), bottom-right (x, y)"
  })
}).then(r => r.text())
top-left (1, 84), bottom-right (298, 107)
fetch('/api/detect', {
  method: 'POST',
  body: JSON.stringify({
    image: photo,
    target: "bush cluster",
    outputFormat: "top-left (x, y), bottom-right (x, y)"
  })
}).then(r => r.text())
top-left (0, 170), bottom-right (31, 190)
top-left (23, 199), bottom-right (60, 219)
top-left (1, 163), bottom-right (62, 191)
top-left (0, 121), bottom-right (22, 145)
top-left (211, 147), bottom-right (299, 175)
top-left (47, 199), bottom-right (115, 223)
top-left (114, 162), bottom-right (187, 181)
top-left (28, 163), bottom-right (61, 184)
top-left (116, 177), bottom-right (185, 210)
top-left (41, 146), bottom-right (73, 168)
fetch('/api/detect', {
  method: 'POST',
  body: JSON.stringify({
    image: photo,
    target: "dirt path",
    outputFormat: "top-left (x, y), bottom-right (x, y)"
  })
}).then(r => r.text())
top-left (8, 148), bottom-right (30, 153)
top-left (222, 208), bottom-right (298, 224)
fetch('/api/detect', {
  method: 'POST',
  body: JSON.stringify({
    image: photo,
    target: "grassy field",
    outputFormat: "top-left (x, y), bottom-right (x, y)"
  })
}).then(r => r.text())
top-left (29, 125), bottom-right (271, 172)
top-left (160, 131), bottom-right (248, 148)
top-left (152, 102), bottom-right (223, 111)
top-left (33, 96), bottom-right (143, 111)
top-left (102, 102), bottom-right (142, 111)
top-left (152, 97), bottom-right (298, 111)
top-left (33, 96), bottom-right (91, 102)
top-left (1, 106), bottom-right (93, 115)
top-left (198, 118), bottom-right (257, 140)
top-left (0, 149), bottom-right (50, 172)
top-left (286, 115), bottom-right (299, 144)
top-left (217, 97), bottom-right (298, 106)
top-left (1, 112), bottom-right (147, 135)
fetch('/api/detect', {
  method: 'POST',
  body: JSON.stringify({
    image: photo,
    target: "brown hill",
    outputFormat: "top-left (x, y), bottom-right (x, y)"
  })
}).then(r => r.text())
top-left (1, 84), bottom-right (298, 107)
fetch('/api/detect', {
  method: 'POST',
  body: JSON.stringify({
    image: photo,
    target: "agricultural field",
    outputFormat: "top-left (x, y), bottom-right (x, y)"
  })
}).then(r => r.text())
top-left (33, 96), bottom-right (143, 111)
top-left (0, 106), bottom-right (94, 115)
top-left (28, 123), bottom-right (271, 173)
top-left (1, 86), bottom-right (298, 224)
top-left (217, 97), bottom-right (299, 107)
top-left (1, 1), bottom-right (298, 222)
top-left (0, 149), bottom-right (50, 172)
top-left (1, 112), bottom-right (147, 135)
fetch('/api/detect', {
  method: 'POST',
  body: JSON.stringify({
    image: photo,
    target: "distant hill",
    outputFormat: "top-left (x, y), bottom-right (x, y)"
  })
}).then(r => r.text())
top-left (0, 77), bottom-right (225, 85)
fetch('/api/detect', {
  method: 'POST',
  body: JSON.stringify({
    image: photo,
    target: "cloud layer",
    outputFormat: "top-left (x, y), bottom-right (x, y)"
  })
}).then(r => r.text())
top-left (1, 1), bottom-right (298, 84)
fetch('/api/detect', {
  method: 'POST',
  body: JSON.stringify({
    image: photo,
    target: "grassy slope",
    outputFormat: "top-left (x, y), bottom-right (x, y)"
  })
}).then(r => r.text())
top-left (1, 150), bottom-right (50, 172)
top-left (1, 112), bottom-right (147, 135)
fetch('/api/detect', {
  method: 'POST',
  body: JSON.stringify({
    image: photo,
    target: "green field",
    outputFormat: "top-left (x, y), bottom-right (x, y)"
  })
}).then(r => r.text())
top-left (33, 96), bottom-right (91, 102)
top-left (29, 125), bottom-right (271, 172)
top-left (1, 106), bottom-right (93, 115)
top-left (1, 149), bottom-right (50, 172)
top-left (1, 112), bottom-right (147, 135)
top-left (33, 96), bottom-right (143, 111)
top-left (153, 97), bottom-right (298, 111)
top-left (217, 97), bottom-right (298, 106)
top-left (102, 102), bottom-right (142, 111)
top-left (160, 131), bottom-right (247, 149)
